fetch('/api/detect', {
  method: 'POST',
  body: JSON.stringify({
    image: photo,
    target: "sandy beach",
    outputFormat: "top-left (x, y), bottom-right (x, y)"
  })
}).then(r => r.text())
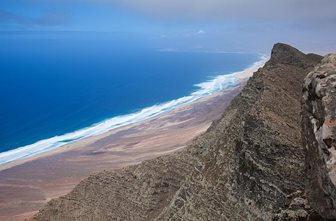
top-left (0, 67), bottom-right (258, 221)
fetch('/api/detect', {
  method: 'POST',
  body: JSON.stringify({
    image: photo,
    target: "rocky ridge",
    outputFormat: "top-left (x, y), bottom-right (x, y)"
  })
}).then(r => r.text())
top-left (32, 43), bottom-right (327, 221)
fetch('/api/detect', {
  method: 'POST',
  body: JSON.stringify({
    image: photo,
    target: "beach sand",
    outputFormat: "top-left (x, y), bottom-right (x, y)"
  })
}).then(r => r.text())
top-left (0, 69), bottom-right (256, 221)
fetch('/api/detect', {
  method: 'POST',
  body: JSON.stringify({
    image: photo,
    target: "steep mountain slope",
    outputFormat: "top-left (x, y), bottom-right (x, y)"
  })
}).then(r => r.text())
top-left (32, 43), bottom-right (323, 221)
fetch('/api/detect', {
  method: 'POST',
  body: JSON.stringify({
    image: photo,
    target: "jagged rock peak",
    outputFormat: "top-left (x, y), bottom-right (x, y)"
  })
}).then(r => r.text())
top-left (266, 43), bottom-right (322, 68)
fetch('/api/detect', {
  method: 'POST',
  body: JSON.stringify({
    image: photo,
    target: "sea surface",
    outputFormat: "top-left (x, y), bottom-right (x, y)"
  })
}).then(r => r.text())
top-left (0, 32), bottom-right (263, 164)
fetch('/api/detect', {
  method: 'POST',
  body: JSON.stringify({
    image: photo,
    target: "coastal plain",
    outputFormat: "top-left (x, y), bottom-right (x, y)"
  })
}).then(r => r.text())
top-left (0, 74), bottom-right (252, 221)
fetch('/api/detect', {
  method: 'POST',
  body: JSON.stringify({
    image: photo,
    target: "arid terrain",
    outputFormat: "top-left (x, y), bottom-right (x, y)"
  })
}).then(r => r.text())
top-left (32, 43), bottom-right (336, 221)
top-left (0, 82), bottom-right (247, 221)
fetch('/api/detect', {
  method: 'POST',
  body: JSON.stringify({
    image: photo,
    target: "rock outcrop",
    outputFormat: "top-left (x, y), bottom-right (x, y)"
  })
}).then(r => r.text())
top-left (302, 54), bottom-right (336, 219)
top-left (32, 44), bottom-right (324, 221)
top-left (265, 43), bottom-right (322, 69)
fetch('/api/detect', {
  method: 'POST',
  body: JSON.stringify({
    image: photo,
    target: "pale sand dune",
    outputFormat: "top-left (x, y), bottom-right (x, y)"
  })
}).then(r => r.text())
top-left (0, 78), bottom-right (252, 220)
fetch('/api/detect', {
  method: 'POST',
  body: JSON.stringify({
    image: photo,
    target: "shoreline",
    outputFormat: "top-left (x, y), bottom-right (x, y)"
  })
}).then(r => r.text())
top-left (0, 85), bottom-right (243, 172)
top-left (0, 61), bottom-right (263, 221)
top-left (0, 56), bottom-right (267, 168)
top-left (0, 86), bottom-right (242, 221)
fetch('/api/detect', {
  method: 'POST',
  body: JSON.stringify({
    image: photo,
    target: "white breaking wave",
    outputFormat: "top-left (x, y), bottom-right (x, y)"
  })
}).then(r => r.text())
top-left (0, 55), bottom-right (268, 165)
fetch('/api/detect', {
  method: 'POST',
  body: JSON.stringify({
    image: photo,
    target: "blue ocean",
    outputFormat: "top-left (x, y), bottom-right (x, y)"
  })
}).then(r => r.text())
top-left (0, 32), bottom-right (262, 164)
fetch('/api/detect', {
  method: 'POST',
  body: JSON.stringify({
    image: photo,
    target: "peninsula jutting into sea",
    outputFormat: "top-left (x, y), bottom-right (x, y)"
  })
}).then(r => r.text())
top-left (0, 0), bottom-right (335, 220)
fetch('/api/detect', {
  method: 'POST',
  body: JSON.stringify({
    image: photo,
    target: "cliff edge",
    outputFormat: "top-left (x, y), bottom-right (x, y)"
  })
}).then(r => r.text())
top-left (302, 54), bottom-right (336, 219)
top-left (32, 44), bottom-right (324, 220)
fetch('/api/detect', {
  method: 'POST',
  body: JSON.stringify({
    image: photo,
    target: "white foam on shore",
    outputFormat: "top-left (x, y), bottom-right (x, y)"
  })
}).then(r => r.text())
top-left (0, 55), bottom-right (267, 165)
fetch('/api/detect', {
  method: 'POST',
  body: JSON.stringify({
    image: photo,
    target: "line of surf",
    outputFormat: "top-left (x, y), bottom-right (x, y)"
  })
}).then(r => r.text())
top-left (0, 55), bottom-right (268, 165)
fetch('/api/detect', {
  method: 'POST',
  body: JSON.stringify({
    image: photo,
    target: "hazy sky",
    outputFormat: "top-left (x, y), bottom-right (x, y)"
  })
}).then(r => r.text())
top-left (0, 0), bottom-right (335, 53)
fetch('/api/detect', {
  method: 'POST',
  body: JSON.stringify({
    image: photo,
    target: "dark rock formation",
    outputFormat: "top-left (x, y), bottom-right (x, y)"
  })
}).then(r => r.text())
top-left (32, 44), bottom-right (323, 221)
top-left (265, 43), bottom-right (321, 69)
top-left (302, 54), bottom-right (336, 219)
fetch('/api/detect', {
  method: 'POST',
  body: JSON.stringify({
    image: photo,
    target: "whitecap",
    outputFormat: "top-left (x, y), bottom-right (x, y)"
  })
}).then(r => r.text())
top-left (0, 55), bottom-right (268, 165)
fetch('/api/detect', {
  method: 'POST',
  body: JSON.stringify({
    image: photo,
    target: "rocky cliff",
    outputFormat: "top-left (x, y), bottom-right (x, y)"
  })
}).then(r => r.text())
top-left (302, 54), bottom-right (336, 219)
top-left (32, 44), bottom-right (325, 221)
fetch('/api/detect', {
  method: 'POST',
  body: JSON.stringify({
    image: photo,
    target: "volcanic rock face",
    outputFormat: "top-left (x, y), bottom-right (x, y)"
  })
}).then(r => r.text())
top-left (302, 54), bottom-right (336, 219)
top-left (33, 44), bottom-right (323, 221)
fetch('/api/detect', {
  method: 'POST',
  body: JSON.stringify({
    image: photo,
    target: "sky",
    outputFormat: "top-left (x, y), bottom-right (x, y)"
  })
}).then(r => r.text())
top-left (0, 0), bottom-right (335, 53)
